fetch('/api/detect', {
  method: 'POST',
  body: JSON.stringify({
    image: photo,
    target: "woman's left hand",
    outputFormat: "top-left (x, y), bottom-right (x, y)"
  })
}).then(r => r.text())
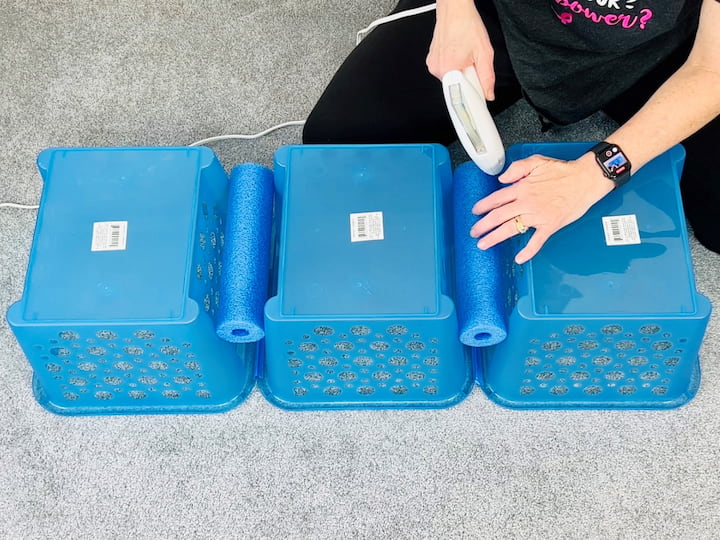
top-left (470, 152), bottom-right (616, 264)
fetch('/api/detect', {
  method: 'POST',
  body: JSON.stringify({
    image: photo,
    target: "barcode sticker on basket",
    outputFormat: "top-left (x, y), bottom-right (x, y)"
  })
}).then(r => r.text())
top-left (91, 221), bottom-right (128, 251)
top-left (602, 214), bottom-right (640, 246)
top-left (350, 211), bottom-right (384, 242)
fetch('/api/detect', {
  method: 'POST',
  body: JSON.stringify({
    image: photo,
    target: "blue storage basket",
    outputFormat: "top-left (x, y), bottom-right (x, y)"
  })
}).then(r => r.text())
top-left (260, 144), bottom-right (473, 409)
top-left (6, 147), bottom-right (256, 415)
top-left (474, 142), bottom-right (712, 409)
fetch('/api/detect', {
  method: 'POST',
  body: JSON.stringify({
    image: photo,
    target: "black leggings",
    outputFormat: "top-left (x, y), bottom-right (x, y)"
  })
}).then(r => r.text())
top-left (302, 0), bottom-right (719, 254)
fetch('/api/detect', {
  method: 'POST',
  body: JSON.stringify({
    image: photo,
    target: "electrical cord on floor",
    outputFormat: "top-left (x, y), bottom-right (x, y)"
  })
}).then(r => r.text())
top-left (0, 5), bottom-right (433, 211)
top-left (0, 202), bottom-right (40, 210)
top-left (356, 2), bottom-right (436, 45)
top-left (188, 120), bottom-right (306, 147)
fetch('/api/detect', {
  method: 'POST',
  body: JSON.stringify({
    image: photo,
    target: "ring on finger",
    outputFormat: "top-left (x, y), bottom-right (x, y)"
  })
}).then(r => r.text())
top-left (514, 215), bottom-right (528, 234)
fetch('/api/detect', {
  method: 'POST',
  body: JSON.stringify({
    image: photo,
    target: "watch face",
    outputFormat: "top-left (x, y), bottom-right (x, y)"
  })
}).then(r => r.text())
top-left (601, 147), bottom-right (629, 175)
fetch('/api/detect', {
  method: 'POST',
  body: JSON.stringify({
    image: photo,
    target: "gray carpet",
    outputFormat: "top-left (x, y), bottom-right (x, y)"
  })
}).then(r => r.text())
top-left (1, 2), bottom-right (719, 539)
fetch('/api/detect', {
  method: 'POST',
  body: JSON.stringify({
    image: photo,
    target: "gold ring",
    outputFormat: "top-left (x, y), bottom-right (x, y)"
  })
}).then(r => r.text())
top-left (514, 215), bottom-right (528, 234)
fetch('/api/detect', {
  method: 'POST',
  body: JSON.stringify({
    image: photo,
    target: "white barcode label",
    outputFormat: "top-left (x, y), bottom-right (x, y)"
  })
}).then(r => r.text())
top-left (91, 221), bottom-right (128, 251)
top-left (602, 214), bottom-right (640, 246)
top-left (350, 211), bottom-right (384, 242)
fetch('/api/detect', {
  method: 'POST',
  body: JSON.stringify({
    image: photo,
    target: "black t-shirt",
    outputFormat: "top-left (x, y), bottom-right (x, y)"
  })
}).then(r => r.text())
top-left (492, 0), bottom-right (703, 124)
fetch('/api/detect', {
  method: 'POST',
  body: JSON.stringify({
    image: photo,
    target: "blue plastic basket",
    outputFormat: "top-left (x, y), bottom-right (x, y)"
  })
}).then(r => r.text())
top-left (475, 143), bottom-right (712, 409)
top-left (6, 147), bottom-right (256, 415)
top-left (260, 144), bottom-right (473, 409)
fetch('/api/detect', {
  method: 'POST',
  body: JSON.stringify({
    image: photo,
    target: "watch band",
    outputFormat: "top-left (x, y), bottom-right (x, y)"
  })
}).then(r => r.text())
top-left (589, 141), bottom-right (632, 189)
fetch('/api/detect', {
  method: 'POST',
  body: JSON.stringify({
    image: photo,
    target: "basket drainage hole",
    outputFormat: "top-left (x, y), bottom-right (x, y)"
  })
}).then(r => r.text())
top-left (232, 329), bottom-right (249, 337)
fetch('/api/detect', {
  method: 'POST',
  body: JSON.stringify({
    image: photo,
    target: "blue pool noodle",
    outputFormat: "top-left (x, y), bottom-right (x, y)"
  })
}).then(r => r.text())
top-left (216, 163), bottom-right (274, 343)
top-left (453, 161), bottom-right (508, 347)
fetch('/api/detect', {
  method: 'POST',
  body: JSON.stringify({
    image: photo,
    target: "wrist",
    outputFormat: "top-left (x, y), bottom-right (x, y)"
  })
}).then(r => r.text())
top-left (577, 152), bottom-right (616, 198)
top-left (436, 0), bottom-right (479, 18)
top-left (588, 141), bottom-right (633, 190)
top-left (437, 0), bottom-right (477, 8)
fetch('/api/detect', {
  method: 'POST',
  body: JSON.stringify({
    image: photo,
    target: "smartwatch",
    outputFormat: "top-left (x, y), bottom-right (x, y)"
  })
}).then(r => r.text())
top-left (589, 141), bottom-right (632, 189)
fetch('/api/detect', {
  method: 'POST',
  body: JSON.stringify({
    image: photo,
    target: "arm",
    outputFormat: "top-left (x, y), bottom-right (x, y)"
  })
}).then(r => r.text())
top-left (600, 0), bottom-right (720, 171)
top-left (471, 0), bottom-right (720, 264)
top-left (426, 0), bottom-right (496, 100)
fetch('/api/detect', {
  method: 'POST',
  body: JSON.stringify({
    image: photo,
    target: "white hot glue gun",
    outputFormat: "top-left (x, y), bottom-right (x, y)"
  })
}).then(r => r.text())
top-left (442, 66), bottom-right (505, 175)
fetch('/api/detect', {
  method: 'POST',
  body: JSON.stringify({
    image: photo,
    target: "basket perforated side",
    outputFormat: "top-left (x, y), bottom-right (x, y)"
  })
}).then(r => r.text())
top-left (191, 199), bottom-right (225, 320)
top-left (38, 329), bottom-right (215, 402)
top-left (262, 320), bottom-right (471, 409)
top-left (18, 324), bottom-right (252, 414)
top-left (518, 323), bottom-right (694, 399)
top-left (480, 317), bottom-right (706, 409)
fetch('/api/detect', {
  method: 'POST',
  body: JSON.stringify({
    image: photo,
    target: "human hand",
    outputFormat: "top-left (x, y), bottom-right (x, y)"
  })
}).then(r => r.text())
top-left (426, 0), bottom-right (495, 100)
top-left (469, 153), bottom-right (616, 263)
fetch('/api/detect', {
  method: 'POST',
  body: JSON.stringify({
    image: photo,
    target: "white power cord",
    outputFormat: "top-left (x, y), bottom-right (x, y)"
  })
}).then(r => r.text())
top-left (188, 120), bottom-right (306, 147)
top-left (356, 2), bottom-right (436, 45)
top-left (0, 202), bottom-right (39, 210)
top-left (1, 6), bottom-right (434, 211)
